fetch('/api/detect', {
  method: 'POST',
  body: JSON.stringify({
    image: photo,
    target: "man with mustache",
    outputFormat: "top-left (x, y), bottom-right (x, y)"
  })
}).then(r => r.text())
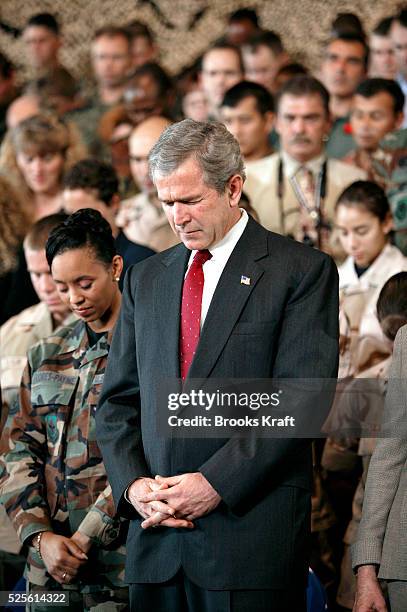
top-left (252, 75), bottom-right (365, 253)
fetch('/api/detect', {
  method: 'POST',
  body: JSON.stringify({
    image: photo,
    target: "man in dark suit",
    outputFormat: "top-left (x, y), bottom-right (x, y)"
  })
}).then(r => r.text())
top-left (96, 119), bottom-right (339, 612)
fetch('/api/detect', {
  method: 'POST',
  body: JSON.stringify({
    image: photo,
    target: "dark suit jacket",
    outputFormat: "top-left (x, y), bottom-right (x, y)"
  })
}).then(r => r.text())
top-left (115, 230), bottom-right (155, 291)
top-left (96, 217), bottom-right (339, 589)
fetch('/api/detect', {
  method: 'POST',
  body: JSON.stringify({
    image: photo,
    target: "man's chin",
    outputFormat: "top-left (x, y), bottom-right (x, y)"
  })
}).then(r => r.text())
top-left (355, 138), bottom-right (377, 150)
top-left (179, 232), bottom-right (208, 251)
top-left (289, 146), bottom-right (316, 162)
top-left (182, 240), bottom-right (206, 251)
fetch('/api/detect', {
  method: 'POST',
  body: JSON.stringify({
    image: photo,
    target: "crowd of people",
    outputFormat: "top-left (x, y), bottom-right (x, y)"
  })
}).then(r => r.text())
top-left (0, 6), bottom-right (406, 611)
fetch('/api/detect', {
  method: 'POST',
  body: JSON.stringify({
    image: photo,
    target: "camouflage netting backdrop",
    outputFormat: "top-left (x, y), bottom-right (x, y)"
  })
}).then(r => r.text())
top-left (0, 0), bottom-right (403, 80)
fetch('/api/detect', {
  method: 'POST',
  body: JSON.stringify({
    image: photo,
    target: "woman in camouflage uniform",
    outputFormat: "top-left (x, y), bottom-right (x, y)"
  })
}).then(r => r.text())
top-left (0, 209), bottom-right (128, 610)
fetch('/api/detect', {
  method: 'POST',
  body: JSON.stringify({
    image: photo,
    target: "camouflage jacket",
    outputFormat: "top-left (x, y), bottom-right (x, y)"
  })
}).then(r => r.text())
top-left (0, 319), bottom-right (126, 588)
top-left (342, 146), bottom-right (407, 192)
top-left (0, 302), bottom-right (76, 433)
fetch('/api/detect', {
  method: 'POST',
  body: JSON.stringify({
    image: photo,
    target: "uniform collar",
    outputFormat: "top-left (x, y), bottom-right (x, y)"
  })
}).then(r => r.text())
top-left (281, 150), bottom-right (326, 178)
top-left (16, 303), bottom-right (76, 329)
top-left (59, 319), bottom-right (112, 366)
top-left (340, 243), bottom-right (395, 288)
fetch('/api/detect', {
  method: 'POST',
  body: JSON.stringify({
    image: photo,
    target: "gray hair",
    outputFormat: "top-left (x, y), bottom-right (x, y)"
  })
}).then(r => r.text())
top-left (149, 119), bottom-right (246, 194)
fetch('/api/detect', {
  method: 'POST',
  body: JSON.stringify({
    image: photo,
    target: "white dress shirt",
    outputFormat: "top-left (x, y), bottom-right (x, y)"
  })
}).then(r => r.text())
top-left (186, 209), bottom-right (249, 328)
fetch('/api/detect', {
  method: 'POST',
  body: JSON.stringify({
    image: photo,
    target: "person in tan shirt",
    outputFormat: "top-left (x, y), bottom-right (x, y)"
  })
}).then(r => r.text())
top-left (251, 76), bottom-right (366, 254)
top-left (0, 213), bottom-right (75, 591)
top-left (117, 116), bottom-right (180, 252)
top-left (220, 80), bottom-right (274, 211)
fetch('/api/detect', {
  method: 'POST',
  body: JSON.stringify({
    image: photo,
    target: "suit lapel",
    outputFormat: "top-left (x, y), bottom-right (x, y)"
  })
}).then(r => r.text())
top-left (153, 245), bottom-right (190, 378)
top-left (188, 219), bottom-right (269, 380)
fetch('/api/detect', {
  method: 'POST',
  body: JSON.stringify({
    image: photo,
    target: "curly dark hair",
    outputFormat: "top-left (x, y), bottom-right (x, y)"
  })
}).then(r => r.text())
top-left (63, 159), bottom-right (118, 206)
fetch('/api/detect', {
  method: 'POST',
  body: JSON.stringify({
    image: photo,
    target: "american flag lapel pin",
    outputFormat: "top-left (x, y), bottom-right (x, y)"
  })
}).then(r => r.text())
top-left (240, 275), bottom-right (251, 285)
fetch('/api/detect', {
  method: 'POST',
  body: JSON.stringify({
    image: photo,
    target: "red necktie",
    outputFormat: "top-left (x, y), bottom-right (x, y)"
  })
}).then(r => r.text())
top-left (179, 249), bottom-right (212, 380)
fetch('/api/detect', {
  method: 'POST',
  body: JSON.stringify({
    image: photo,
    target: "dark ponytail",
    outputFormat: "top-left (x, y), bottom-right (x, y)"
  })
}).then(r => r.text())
top-left (335, 181), bottom-right (390, 221)
top-left (46, 208), bottom-right (116, 267)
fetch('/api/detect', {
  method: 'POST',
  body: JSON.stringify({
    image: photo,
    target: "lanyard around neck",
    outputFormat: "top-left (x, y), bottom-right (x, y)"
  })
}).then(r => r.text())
top-left (277, 157), bottom-right (328, 234)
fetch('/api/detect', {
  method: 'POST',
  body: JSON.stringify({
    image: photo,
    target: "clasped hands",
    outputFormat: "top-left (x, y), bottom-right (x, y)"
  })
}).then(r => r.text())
top-left (127, 472), bottom-right (221, 529)
top-left (37, 530), bottom-right (91, 585)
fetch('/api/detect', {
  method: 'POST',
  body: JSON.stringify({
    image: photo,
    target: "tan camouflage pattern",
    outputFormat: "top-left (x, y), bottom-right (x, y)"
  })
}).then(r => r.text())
top-left (0, 302), bottom-right (77, 423)
top-left (0, 305), bottom-right (76, 556)
top-left (0, 319), bottom-right (128, 594)
top-left (342, 147), bottom-right (406, 192)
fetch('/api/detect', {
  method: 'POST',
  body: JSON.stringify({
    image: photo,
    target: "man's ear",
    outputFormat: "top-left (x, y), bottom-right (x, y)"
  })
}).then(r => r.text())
top-left (395, 111), bottom-right (404, 130)
top-left (383, 212), bottom-right (394, 234)
top-left (275, 112), bottom-right (282, 136)
top-left (324, 111), bottom-right (333, 136)
top-left (264, 111), bottom-right (274, 134)
top-left (228, 174), bottom-right (244, 208)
